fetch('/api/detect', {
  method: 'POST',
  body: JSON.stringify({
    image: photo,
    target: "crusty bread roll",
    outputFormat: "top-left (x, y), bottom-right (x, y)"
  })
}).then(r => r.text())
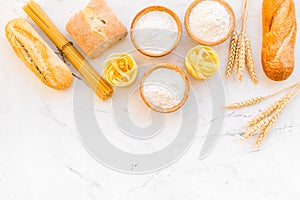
top-left (262, 0), bottom-right (297, 81)
top-left (66, 0), bottom-right (128, 59)
top-left (5, 18), bottom-right (73, 90)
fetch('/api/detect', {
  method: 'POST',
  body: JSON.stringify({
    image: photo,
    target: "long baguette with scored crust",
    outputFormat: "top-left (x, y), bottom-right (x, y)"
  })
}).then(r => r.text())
top-left (5, 18), bottom-right (73, 90)
top-left (262, 0), bottom-right (297, 81)
top-left (66, 0), bottom-right (128, 59)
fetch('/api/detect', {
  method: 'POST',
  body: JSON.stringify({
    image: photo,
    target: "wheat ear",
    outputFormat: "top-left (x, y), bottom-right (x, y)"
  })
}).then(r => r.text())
top-left (237, 33), bottom-right (246, 81)
top-left (233, 35), bottom-right (241, 73)
top-left (226, 83), bottom-right (300, 110)
top-left (255, 115), bottom-right (279, 149)
top-left (226, 30), bottom-right (238, 78)
top-left (225, 96), bottom-right (265, 109)
top-left (255, 95), bottom-right (291, 148)
top-left (247, 94), bottom-right (290, 126)
top-left (243, 114), bottom-right (272, 139)
top-left (244, 93), bottom-right (292, 139)
top-left (245, 35), bottom-right (258, 84)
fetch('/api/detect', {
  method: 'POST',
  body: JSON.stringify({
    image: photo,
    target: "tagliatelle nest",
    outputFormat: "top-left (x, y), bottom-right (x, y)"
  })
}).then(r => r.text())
top-left (185, 45), bottom-right (219, 80)
top-left (103, 53), bottom-right (138, 87)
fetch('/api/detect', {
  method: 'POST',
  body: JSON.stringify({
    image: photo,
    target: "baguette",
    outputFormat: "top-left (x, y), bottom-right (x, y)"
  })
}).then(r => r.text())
top-left (262, 0), bottom-right (297, 81)
top-left (5, 18), bottom-right (73, 90)
top-left (66, 0), bottom-right (128, 59)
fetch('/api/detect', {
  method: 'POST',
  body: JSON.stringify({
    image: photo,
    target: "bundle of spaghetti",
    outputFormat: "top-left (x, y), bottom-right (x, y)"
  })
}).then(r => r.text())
top-left (23, 0), bottom-right (113, 100)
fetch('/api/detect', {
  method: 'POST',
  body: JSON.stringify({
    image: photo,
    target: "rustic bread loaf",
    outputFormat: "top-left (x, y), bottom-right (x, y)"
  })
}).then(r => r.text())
top-left (5, 18), bottom-right (73, 90)
top-left (66, 0), bottom-right (128, 59)
top-left (262, 0), bottom-right (297, 81)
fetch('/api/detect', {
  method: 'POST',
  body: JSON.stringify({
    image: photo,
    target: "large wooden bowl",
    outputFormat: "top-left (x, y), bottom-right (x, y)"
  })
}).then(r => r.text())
top-left (130, 6), bottom-right (182, 57)
top-left (184, 0), bottom-right (236, 46)
top-left (140, 63), bottom-right (190, 113)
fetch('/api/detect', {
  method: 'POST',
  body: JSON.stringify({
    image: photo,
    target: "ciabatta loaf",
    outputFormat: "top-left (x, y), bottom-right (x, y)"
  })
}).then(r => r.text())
top-left (66, 0), bottom-right (128, 59)
top-left (5, 18), bottom-right (73, 90)
top-left (262, 0), bottom-right (297, 81)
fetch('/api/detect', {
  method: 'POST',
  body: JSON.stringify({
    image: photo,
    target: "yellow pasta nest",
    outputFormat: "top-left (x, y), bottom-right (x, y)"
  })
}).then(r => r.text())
top-left (185, 46), bottom-right (219, 80)
top-left (103, 53), bottom-right (138, 87)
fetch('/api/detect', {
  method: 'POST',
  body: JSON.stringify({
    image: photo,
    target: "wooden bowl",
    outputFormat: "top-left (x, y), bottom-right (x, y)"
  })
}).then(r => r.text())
top-left (184, 0), bottom-right (236, 46)
top-left (130, 6), bottom-right (182, 57)
top-left (140, 63), bottom-right (190, 113)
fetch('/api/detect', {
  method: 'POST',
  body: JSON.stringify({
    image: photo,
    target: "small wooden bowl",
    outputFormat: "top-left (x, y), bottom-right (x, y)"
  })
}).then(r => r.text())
top-left (130, 6), bottom-right (182, 57)
top-left (184, 0), bottom-right (236, 46)
top-left (140, 63), bottom-right (190, 113)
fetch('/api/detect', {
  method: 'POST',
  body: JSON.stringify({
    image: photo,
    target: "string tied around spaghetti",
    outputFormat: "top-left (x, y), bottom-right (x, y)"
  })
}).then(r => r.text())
top-left (55, 41), bottom-right (73, 63)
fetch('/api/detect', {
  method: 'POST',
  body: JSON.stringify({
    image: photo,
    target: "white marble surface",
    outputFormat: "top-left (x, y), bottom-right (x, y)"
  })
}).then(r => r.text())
top-left (1, 0), bottom-right (300, 199)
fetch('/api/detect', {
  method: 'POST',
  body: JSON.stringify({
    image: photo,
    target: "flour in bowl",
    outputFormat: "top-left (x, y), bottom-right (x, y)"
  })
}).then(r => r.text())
top-left (133, 10), bottom-right (179, 55)
top-left (142, 68), bottom-right (186, 110)
top-left (188, 0), bottom-right (231, 43)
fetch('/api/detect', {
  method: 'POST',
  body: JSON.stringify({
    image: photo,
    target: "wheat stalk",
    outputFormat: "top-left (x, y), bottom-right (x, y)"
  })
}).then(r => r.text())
top-left (233, 41), bottom-right (240, 73)
top-left (243, 93), bottom-right (292, 139)
top-left (229, 82), bottom-right (300, 147)
top-left (226, 30), bottom-right (238, 78)
top-left (255, 95), bottom-right (292, 148)
top-left (243, 114), bottom-right (272, 139)
top-left (226, 83), bottom-right (300, 110)
top-left (247, 100), bottom-right (279, 127)
top-left (225, 96), bottom-right (265, 109)
top-left (245, 35), bottom-right (258, 84)
top-left (255, 116), bottom-right (278, 149)
top-left (227, 0), bottom-right (257, 83)
top-left (247, 93), bottom-right (291, 126)
top-left (237, 34), bottom-right (246, 81)
top-left (233, 33), bottom-right (242, 73)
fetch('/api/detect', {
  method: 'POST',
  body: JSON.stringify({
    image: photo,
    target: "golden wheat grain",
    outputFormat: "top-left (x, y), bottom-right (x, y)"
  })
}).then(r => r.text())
top-left (234, 33), bottom-right (242, 73)
top-left (237, 33), bottom-right (246, 81)
top-left (247, 93), bottom-right (292, 127)
top-left (243, 115), bottom-right (271, 139)
top-left (245, 35), bottom-right (258, 84)
top-left (225, 96), bottom-right (265, 109)
top-left (233, 34), bottom-right (241, 73)
top-left (247, 99), bottom-right (280, 127)
top-left (255, 95), bottom-right (291, 148)
top-left (226, 30), bottom-right (238, 78)
top-left (255, 118), bottom-right (276, 149)
top-left (244, 93), bottom-right (292, 139)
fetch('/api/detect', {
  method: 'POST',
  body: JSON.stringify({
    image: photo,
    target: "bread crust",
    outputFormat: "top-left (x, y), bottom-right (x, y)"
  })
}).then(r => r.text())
top-left (5, 18), bottom-right (73, 90)
top-left (66, 0), bottom-right (127, 59)
top-left (262, 0), bottom-right (297, 81)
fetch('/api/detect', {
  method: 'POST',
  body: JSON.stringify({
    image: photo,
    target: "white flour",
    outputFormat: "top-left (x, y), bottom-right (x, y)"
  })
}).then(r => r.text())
top-left (142, 68), bottom-right (186, 110)
top-left (188, 0), bottom-right (231, 43)
top-left (134, 11), bottom-right (179, 55)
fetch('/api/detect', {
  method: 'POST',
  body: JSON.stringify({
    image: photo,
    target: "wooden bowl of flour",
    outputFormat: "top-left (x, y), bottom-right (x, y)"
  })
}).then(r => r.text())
top-left (185, 0), bottom-right (235, 46)
top-left (131, 6), bottom-right (182, 57)
top-left (140, 63), bottom-right (190, 113)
